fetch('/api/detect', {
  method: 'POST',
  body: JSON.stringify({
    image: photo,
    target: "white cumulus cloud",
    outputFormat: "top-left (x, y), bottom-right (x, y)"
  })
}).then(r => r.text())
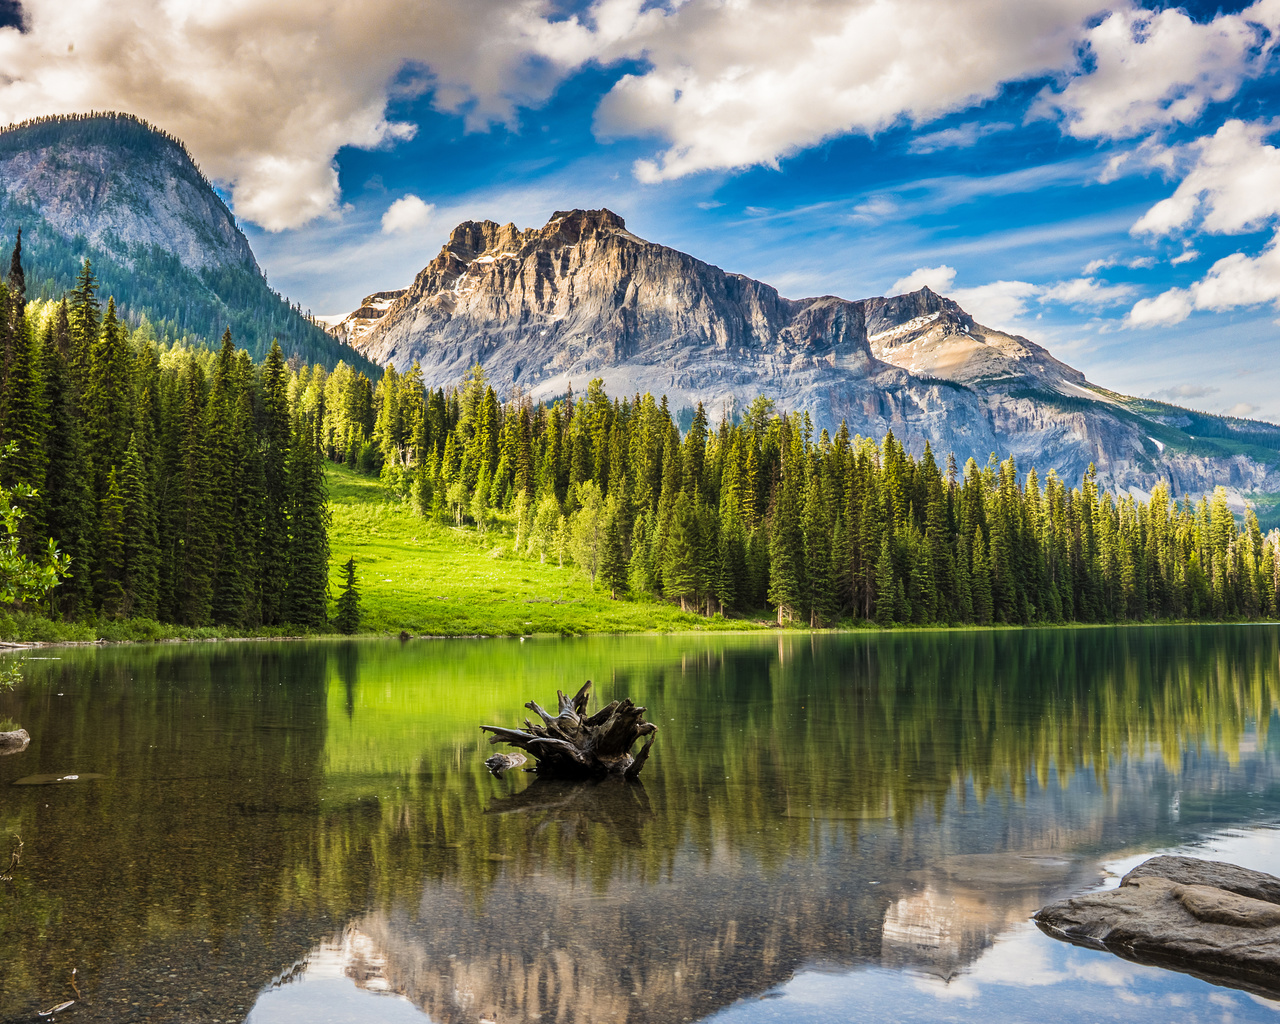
top-left (1132, 120), bottom-right (1280, 237)
top-left (1125, 120), bottom-right (1280, 327)
top-left (890, 265), bottom-right (956, 294)
top-left (1126, 287), bottom-right (1195, 327)
top-left (1037, 1), bottom-right (1280, 141)
top-left (0, 0), bottom-right (605, 230)
top-left (591, 0), bottom-right (1105, 181)
top-left (381, 195), bottom-right (435, 234)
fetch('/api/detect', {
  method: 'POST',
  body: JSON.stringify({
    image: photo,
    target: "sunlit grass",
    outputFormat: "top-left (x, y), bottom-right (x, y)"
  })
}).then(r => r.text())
top-left (325, 461), bottom-right (760, 636)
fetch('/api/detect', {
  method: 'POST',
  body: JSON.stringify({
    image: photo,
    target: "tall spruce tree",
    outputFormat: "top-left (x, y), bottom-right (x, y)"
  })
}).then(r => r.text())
top-left (600, 495), bottom-right (629, 600)
top-left (285, 413), bottom-right (331, 627)
top-left (260, 340), bottom-right (292, 625)
top-left (40, 304), bottom-right (96, 619)
top-left (118, 433), bottom-right (160, 619)
top-left (768, 470), bottom-right (803, 625)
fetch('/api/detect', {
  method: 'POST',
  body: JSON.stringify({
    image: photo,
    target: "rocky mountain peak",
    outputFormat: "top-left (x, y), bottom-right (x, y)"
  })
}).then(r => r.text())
top-left (865, 286), bottom-right (973, 344)
top-left (443, 208), bottom-right (640, 265)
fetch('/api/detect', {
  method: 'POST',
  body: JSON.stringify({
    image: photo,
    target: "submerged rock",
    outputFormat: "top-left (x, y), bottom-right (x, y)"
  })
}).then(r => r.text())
top-left (12, 772), bottom-right (105, 785)
top-left (0, 728), bottom-right (29, 754)
top-left (1035, 856), bottom-right (1280, 997)
top-left (485, 752), bottom-right (527, 775)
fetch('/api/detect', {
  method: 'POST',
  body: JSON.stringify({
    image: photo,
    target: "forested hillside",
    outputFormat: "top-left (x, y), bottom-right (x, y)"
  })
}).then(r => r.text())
top-left (315, 361), bottom-right (1280, 627)
top-left (0, 237), bottom-right (332, 629)
top-left (0, 113), bottom-right (377, 372)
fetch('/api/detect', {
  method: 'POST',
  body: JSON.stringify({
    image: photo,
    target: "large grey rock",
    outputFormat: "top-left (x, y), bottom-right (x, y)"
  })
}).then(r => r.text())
top-left (1035, 856), bottom-right (1280, 997)
top-left (1124, 855), bottom-right (1280, 906)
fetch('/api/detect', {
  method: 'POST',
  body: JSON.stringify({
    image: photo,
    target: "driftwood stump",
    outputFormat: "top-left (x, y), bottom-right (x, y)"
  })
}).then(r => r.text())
top-left (481, 681), bottom-right (657, 779)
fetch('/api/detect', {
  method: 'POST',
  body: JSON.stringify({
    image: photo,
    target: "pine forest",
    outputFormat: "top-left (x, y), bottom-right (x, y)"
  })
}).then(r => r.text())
top-left (0, 236), bottom-right (331, 629)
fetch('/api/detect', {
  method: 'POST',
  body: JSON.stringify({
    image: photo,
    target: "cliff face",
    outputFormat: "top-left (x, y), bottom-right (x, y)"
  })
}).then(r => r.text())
top-left (0, 114), bottom-right (256, 273)
top-left (360, 208), bottom-right (878, 392)
top-left (351, 208), bottom-right (1280, 497)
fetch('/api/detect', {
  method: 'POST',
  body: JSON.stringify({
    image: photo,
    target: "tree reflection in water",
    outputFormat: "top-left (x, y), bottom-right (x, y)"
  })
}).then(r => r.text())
top-left (0, 626), bottom-right (1277, 1022)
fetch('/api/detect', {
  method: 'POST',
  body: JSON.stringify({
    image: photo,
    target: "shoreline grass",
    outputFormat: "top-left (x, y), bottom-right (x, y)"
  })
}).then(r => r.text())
top-left (325, 462), bottom-right (755, 637)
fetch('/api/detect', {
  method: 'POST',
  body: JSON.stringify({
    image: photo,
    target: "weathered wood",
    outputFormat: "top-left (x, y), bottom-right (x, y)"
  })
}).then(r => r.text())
top-left (481, 680), bottom-right (657, 778)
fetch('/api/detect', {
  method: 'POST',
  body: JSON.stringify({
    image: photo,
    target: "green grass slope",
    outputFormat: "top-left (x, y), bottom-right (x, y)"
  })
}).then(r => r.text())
top-left (325, 462), bottom-right (757, 636)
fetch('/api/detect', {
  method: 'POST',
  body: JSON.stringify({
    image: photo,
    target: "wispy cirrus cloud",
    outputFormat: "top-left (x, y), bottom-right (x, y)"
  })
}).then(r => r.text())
top-left (908, 121), bottom-right (1014, 154)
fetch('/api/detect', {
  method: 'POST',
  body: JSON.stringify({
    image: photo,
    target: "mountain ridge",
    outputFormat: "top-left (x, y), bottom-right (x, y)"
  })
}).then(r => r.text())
top-left (339, 208), bottom-right (1280, 501)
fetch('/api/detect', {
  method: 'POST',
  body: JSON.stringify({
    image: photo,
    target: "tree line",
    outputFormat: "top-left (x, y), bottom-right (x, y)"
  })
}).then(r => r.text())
top-left (0, 235), bottom-right (331, 627)
top-left (317, 361), bottom-right (1280, 626)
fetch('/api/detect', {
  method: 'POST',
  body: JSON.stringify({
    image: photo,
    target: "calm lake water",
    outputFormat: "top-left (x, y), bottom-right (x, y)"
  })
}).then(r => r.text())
top-left (1, 627), bottom-right (1279, 1023)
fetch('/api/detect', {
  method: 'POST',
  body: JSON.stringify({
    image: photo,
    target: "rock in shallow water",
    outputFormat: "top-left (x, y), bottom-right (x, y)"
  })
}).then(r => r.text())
top-left (0, 728), bottom-right (29, 754)
top-left (1035, 855), bottom-right (1280, 998)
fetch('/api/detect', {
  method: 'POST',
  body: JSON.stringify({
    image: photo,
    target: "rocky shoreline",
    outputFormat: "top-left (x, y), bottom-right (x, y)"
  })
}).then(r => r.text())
top-left (1036, 855), bottom-right (1280, 998)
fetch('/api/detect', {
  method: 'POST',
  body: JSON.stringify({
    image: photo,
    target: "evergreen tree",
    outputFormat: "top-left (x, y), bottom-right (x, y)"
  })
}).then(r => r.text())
top-left (67, 258), bottom-right (100, 384)
top-left (600, 495), bottom-right (629, 600)
top-left (40, 304), bottom-right (96, 619)
top-left (2, 301), bottom-right (47, 542)
top-left (96, 468), bottom-right (126, 615)
top-left (874, 535), bottom-right (896, 627)
top-left (768, 470), bottom-right (803, 625)
top-left (285, 413), bottom-right (331, 627)
top-left (86, 296), bottom-right (133, 498)
top-left (4, 229), bottom-right (25, 378)
top-left (663, 491), bottom-right (700, 611)
top-left (170, 358), bottom-right (214, 626)
top-left (118, 432), bottom-right (160, 619)
top-left (260, 340), bottom-right (291, 625)
top-left (333, 556), bottom-right (361, 634)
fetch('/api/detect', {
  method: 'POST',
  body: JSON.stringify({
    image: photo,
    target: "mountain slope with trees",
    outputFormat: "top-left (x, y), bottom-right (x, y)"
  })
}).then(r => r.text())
top-left (0, 112), bottom-right (377, 372)
top-left (345, 208), bottom-right (1280, 501)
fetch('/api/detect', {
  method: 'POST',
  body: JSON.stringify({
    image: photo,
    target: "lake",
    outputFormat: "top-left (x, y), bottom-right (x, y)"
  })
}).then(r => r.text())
top-left (1, 626), bottom-right (1278, 1023)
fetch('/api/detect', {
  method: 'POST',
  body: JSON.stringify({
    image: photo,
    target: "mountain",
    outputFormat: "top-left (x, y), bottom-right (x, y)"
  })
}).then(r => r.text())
top-left (316, 289), bottom-right (406, 348)
top-left (341, 208), bottom-right (1280, 502)
top-left (0, 112), bottom-right (377, 372)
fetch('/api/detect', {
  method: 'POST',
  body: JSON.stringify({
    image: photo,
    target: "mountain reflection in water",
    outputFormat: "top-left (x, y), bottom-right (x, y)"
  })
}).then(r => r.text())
top-left (0, 627), bottom-right (1278, 1023)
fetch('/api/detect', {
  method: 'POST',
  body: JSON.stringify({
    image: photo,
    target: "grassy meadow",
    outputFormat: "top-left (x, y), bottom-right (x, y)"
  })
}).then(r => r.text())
top-left (325, 462), bottom-right (761, 636)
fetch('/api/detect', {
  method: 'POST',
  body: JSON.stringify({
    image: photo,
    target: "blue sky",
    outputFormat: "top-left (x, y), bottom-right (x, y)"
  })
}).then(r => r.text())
top-left (1, 0), bottom-right (1279, 418)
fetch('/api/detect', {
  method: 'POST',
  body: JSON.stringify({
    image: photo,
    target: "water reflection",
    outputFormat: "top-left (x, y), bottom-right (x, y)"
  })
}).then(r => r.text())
top-left (0, 627), bottom-right (1277, 1022)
